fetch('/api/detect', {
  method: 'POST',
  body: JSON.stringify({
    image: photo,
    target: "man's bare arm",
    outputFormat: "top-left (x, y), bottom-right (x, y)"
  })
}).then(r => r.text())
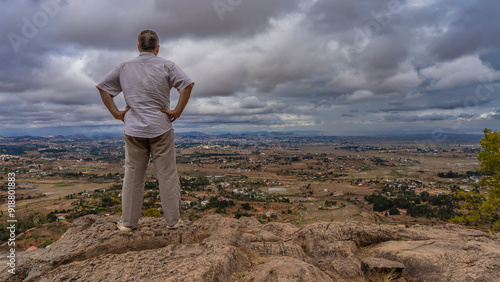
top-left (97, 87), bottom-right (130, 122)
top-left (161, 82), bottom-right (194, 122)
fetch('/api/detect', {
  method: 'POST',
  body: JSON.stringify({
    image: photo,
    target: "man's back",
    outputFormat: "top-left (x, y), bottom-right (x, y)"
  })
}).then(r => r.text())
top-left (97, 52), bottom-right (193, 138)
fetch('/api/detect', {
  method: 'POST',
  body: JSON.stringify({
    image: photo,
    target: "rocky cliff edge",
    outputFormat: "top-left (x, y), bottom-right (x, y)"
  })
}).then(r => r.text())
top-left (1, 215), bottom-right (499, 281)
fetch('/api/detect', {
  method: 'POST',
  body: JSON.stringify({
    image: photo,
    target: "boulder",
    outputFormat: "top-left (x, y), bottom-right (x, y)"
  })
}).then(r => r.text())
top-left (239, 256), bottom-right (333, 282)
top-left (361, 257), bottom-right (405, 280)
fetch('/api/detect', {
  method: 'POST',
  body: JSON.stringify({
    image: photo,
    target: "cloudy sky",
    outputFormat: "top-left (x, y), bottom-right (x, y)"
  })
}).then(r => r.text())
top-left (1, 0), bottom-right (500, 137)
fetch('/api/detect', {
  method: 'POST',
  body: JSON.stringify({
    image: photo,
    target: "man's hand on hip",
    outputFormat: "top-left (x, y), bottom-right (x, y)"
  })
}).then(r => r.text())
top-left (114, 106), bottom-right (130, 122)
top-left (161, 83), bottom-right (193, 123)
top-left (161, 109), bottom-right (181, 122)
top-left (98, 88), bottom-right (130, 122)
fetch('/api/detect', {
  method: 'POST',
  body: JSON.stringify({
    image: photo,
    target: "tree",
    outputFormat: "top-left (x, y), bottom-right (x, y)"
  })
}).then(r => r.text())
top-left (47, 212), bottom-right (57, 222)
top-left (389, 206), bottom-right (400, 215)
top-left (419, 191), bottom-right (430, 202)
top-left (451, 129), bottom-right (500, 231)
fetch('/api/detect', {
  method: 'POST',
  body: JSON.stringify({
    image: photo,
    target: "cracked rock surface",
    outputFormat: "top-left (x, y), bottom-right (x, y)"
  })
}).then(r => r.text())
top-left (1, 215), bottom-right (499, 281)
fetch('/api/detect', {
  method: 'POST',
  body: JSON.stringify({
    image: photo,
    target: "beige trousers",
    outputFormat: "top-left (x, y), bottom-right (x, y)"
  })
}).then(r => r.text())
top-left (121, 129), bottom-right (180, 227)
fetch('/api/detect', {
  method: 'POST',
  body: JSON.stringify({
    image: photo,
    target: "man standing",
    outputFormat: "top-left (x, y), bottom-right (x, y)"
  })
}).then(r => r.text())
top-left (96, 30), bottom-right (194, 231)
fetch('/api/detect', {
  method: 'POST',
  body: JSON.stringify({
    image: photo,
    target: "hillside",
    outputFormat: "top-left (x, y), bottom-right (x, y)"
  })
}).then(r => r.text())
top-left (1, 214), bottom-right (499, 281)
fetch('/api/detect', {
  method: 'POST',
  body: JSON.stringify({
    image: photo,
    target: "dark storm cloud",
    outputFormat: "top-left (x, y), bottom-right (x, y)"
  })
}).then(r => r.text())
top-left (307, 0), bottom-right (397, 35)
top-left (430, 0), bottom-right (500, 61)
top-left (0, 47), bottom-right (48, 93)
top-left (1, 0), bottom-right (300, 90)
top-left (1, 0), bottom-right (500, 136)
top-left (361, 35), bottom-right (408, 74)
top-left (379, 98), bottom-right (492, 112)
top-left (154, 0), bottom-right (301, 38)
top-left (458, 113), bottom-right (476, 119)
top-left (31, 0), bottom-right (301, 51)
top-left (383, 113), bottom-right (455, 122)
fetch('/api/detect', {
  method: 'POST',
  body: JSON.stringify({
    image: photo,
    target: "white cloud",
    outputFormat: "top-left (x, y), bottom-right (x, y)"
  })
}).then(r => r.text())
top-left (331, 70), bottom-right (367, 91)
top-left (420, 55), bottom-right (500, 90)
top-left (185, 94), bottom-right (285, 116)
top-left (165, 12), bottom-right (332, 97)
top-left (345, 90), bottom-right (375, 102)
top-left (405, 0), bottom-right (439, 9)
top-left (331, 59), bottom-right (422, 94)
top-left (380, 61), bottom-right (421, 90)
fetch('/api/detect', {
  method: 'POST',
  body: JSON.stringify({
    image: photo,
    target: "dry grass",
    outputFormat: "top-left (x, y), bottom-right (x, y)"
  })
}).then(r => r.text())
top-left (193, 229), bottom-right (211, 243)
top-left (368, 270), bottom-right (401, 282)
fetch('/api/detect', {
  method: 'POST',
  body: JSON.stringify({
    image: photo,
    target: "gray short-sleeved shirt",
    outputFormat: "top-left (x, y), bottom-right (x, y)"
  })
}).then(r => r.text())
top-left (96, 52), bottom-right (193, 138)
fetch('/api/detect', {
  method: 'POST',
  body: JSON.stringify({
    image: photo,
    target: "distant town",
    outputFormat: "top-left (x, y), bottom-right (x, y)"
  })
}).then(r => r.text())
top-left (0, 132), bottom-right (485, 251)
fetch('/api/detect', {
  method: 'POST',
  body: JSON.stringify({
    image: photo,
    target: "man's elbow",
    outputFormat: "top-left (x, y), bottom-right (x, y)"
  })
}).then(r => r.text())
top-left (97, 87), bottom-right (113, 98)
top-left (185, 83), bottom-right (194, 92)
top-left (181, 83), bottom-right (194, 95)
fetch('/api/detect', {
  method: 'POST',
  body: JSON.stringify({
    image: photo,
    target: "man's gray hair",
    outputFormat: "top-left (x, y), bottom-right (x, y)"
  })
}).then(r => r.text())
top-left (138, 30), bottom-right (159, 51)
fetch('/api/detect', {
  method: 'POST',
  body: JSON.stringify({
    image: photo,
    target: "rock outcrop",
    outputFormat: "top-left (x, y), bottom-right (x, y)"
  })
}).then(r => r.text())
top-left (2, 215), bottom-right (499, 281)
